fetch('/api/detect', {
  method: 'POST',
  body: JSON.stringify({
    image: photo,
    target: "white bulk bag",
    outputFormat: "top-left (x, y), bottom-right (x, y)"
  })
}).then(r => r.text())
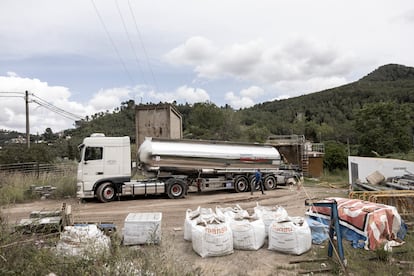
top-left (192, 217), bottom-right (234, 258)
top-left (230, 218), bottom-right (266, 250)
top-left (268, 216), bottom-right (312, 255)
top-left (253, 203), bottom-right (289, 236)
top-left (56, 225), bottom-right (111, 257)
top-left (216, 205), bottom-right (249, 221)
top-left (184, 207), bottom-right (215, 241)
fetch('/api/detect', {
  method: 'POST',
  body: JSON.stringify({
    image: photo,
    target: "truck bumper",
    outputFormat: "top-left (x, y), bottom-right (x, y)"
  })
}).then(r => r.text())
top-left (77, 182), bottom-right (95, 199)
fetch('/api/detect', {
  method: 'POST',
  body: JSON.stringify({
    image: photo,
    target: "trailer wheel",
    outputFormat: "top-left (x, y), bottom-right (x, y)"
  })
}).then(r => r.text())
top-left (248, 175), bottom-right (256, 191)
top-left (234, 176), bottom-right (249, 193)
top-left (167, 178), bottom-right (186, 199)
top-left (263, 175), bottom-right (277, 190)
top-left (96, 182), bottom-right (116, 203)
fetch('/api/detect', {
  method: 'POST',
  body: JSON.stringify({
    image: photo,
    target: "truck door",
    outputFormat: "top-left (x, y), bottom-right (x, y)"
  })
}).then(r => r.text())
top-left (82, 146), bottom-right (104, 185)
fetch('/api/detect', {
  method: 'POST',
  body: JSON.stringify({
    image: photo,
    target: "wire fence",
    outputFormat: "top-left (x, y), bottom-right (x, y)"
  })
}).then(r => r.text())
top-left (0, 161), bottom-right (77, 177)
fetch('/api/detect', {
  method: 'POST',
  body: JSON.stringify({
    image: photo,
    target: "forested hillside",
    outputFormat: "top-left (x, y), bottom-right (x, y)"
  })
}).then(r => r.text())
top-left (241, 64), bottom-right (414, 146)
top-left (1, 64), bottom-right (414, 164)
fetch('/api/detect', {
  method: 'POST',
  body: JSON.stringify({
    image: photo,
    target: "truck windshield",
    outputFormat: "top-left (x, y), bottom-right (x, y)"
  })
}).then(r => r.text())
top-left (85, 147), bottom-right (103, 161)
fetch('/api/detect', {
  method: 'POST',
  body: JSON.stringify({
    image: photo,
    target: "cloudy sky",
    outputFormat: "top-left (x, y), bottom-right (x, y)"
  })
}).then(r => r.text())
top-left (1, 0), bottom-right (413, 134)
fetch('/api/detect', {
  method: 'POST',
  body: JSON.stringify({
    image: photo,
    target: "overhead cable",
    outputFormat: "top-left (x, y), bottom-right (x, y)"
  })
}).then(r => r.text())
top-left (115, 0), bottom-right (148, 86)
top-left (127, 0), bottom-right (159, 91)
top-left (0, 91), bottom-right (25, 98)
top-left (90, 0), bottom-right (135, 84)
top-left (31, 94), bottom-right (83, 121)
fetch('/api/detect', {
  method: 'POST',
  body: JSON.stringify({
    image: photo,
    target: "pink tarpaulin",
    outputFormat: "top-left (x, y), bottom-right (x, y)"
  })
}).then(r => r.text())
top-left (306, 197), bottom-right (402, 250)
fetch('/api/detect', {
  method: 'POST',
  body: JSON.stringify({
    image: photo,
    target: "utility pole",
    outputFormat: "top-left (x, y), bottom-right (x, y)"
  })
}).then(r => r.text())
top-left (25, 90), bottom-right (30, 148)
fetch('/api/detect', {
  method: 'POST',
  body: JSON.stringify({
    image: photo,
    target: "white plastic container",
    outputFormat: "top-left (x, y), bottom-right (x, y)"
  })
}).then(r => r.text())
top-left (123, 212), bottom-right (162, 245)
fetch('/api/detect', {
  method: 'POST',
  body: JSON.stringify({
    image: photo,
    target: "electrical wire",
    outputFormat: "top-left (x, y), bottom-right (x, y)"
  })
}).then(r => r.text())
top-left (127, 0), bottom-right (159, 91)
top-left (0, 91), bottom-right (25, 98)
top-left (30, 94), bottom-right (83, 121)
top-left (90, 0), bottom-right (135, 84)
top-left (0, 92), bottom-right (25, 94)
top-left (31, 99), bottom-right (80, 121)
top-left (1, 91), bottom-right (83, 128)
top-left (115, 0), bottom-right (148, 86)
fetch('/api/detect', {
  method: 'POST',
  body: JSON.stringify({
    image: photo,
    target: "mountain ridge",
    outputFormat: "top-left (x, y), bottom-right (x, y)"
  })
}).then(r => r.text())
top-left (359, 63), bottom-right (414, 82)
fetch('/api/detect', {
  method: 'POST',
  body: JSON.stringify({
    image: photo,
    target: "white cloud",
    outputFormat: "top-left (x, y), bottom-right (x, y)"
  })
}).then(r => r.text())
top-left (165, 36), bottom-right (216, 66)
top-left (148, 85), bottom-right (210, 104)
top-left (273, 76), bottom-right (348, 98)
top-left (240, 86), bottom-right (264, 99)
top-left (225, 91), bottom-right (255, 109)
top-left (6, 72), bottom-right (18, 77)
top-left (0, 74), bottom-right (140, 134)
top-left (225, 86), bottom-right (264, 109)
top-left (0, 73), bottom-right (82, 133)
top-left (89, 87), bottom-right (131, 111)
top-left (176, 86), bottom-right (210, 103)
top-left (166, 36), bottom-right (356, 90)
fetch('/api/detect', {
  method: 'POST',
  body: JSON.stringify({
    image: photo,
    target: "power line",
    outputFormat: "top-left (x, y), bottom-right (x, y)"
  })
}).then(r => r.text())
top-left (0, 91), bottom-right (31, 147)
top-left (0, 91), bottom-right (25, 94)
top-left (1, 91), bottom-right (83, 148)
top-left (0, 91), bottom-right (25, 98)
top-left (1, 92), bottom-right (82, 121)
top-left (115, 0), bottom-right (148, 86)
top-left (127, 0), bottom-right (159, 91)
top-left (31, 94), bottom-right (83, 121)
top-left (90, 0), bottom-right (135, 84)
top-left (31, 100), bottom-right (81, 121)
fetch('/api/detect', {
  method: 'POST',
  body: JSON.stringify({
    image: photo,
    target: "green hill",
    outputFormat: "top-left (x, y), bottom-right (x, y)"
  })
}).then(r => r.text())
top-left (241, 64), bottom-right (414, 145)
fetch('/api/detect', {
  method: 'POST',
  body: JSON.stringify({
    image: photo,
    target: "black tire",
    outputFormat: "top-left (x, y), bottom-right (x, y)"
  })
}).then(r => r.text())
top-left (166, 178), bottom-right (186, 199)
top-left (234, 175), bottom-right (249, 193)
top-left (96, 182), bottom-right (116, 203)
top-left (263, 175), bottom-right (277, 190)
top-left (248, 175), bottom-right (256, 191)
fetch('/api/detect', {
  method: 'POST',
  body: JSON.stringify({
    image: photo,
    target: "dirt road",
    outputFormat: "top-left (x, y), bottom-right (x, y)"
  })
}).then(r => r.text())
top-left (2, 185), bottom-right (348, 275)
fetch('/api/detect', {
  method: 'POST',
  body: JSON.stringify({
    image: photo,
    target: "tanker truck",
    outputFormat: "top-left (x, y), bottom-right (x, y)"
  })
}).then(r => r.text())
top-left (76, 133), bottom-right (300, 202)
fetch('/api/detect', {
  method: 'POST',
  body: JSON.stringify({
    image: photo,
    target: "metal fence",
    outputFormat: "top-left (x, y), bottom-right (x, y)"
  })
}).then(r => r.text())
top-left (0, 161), bottom-right (77, 176)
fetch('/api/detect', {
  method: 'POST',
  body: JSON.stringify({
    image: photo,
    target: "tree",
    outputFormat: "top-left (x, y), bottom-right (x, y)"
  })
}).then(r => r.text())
top-left (245, 125), bottom-right (270, 143)
top-left (354, 102), bottom-right (412, 156)
top-left (42, 127), bottom-right (57, 142)
top-left (185, 102), bottom-right (225, 139)
top-left (323, 141), bottom-right (348, 171)
top-left (0, 144), bottom-right (54, 164)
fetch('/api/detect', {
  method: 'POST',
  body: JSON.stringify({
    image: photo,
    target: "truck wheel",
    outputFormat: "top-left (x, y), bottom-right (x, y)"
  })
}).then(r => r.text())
top-left (167, 179), bottom-right (186, 199)
top-left (264, 175), bottom-right (277, 190)
top-left (248, 175), bottom-right (256, 191)
top-left (234, 176), bottom-right (249, 193)
top-left (96, 182), bottom-right (116, 203)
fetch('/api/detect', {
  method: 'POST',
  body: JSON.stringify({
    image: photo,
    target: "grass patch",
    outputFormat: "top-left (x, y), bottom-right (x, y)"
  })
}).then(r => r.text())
top-left (297, 231), bottom-right (414, 275)
top-left (302, 169), bottom-right (349, 190)
top-left (0, 216), bottom-right (200, 276)
top-left (0, 163), bottom-right (77, 205)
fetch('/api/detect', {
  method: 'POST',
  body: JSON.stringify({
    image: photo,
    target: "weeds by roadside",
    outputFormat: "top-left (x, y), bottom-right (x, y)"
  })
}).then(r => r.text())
top-left (0, 214), bottom-right (199, 276)
top-left (0, 167), bottom-right (77, 205)
top-left (297, 227), bottom-right (414, 275)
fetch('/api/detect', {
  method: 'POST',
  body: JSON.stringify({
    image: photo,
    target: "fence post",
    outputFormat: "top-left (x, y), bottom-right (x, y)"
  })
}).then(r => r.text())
top-left (36, 162), bottom-right (40, 178)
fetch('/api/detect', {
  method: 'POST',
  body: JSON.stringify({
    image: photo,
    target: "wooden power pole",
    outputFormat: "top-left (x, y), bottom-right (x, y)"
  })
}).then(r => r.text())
top-left (25, 90), bottom-right (30, 148)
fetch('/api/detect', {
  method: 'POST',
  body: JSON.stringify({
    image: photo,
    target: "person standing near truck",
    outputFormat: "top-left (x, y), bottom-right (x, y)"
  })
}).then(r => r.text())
top-left (251, 169), bottom-right (265, 195)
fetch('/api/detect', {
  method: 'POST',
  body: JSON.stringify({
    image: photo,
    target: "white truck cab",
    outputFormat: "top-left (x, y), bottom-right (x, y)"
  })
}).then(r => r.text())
top-left (77, 133), bottom-right (187, 202)
top-left (77, 134), bottom-right (131, 200)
